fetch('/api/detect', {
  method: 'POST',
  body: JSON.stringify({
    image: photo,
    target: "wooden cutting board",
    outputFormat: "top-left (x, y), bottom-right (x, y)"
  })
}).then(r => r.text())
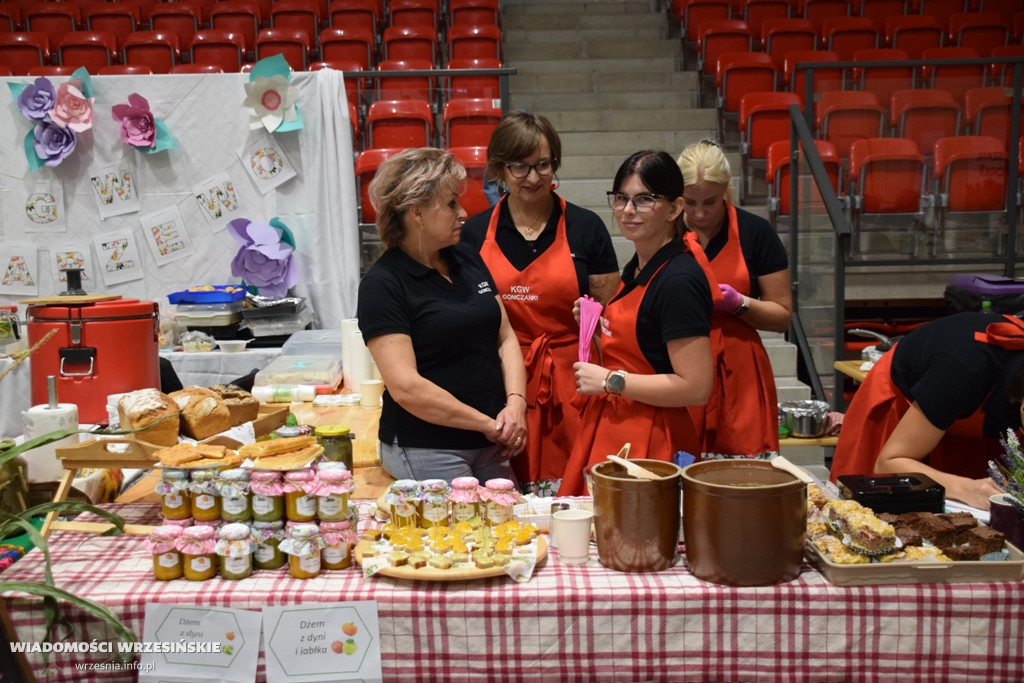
top-left (19, 294), bottom-right (123, 306)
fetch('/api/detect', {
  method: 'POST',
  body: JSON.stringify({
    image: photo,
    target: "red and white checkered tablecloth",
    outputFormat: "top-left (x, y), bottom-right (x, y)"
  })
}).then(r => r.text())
top-left (3, 503), bottom-right (1023, 683)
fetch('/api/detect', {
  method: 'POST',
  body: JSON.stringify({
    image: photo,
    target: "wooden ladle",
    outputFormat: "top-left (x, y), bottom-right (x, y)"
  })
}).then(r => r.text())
top-left (770, 455), bottom-right (814, 484)
top-left (607, 443), bottom-right (665, 480)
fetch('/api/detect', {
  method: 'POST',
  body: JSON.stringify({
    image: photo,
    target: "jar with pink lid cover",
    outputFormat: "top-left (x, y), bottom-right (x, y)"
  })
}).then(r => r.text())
top-left (177, 526), bottom-right (217, 581)
top-left (450, 476), bottom-right (480, 524)
top-left (320, 520), bottom-right (358, 569)
top-left (480, 478), bottom-right (518, 526)
top-left (250, 470), bottom-right (285, 522)
top-left (282, 468), bottom-right (317, 523)
top-left (312, 462), bottom-right (354, 522)
top-left (146, 526), bottom-right (183, 581)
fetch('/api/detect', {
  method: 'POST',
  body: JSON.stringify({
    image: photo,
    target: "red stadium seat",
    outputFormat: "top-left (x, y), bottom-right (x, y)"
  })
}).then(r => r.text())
top-left (448, 145), bottom-right (491, 216)
top-left (269, 0), bottom-right (320, 49)
top-left (674, 0), bottom-right (731, 46)
top-left (388, 0), bottom-right (440, 30)
top-left (188, 29), bottom-right (247, 72)
top-left (57, 31), bottom-right (118, 73)
top-left (208, 1), bottom-right (263, 58)
top-left (765, 139), bottom-right (843, 227)
top-left (820, 16), bottom-right (879, 61)
top-left (696, 19), bottom-right (753, 82)
top-left (916, 0), bottom-right (971, 29)
top-left (147, 2), bottom-right (203, 49)
top-left (964, 86), bottom-right (1019, 147)
top-left (445, 57), bottom-right (502, 101)
top-left (448, 0), bottom-right (500, 28)
top-left (377, 57), bottom-right (436, 103)
top-left (884, 15), bottom-right (942, 60)
top-left (919, 47), bottom-right (984, 108)
top-left (319, 26), bottom-right (376, 69)
top-left (328, 0), bottom-right (380, 35)
top-left (988, 45), bottom-right (1024, 88)
top-left (366, 98), bottom-right (434, 148)
top-left (737, 0), bottom-right (789, 38)
top-left (738, 90), bottom-right (802, 203)
top-left (23, 5), bottom-right (80, 49)
top-left (715, 50), bottom-right (778, 141)
top-left (98, 64), bottom-right (153, 75)
top-left (442, 97), bottom-right (501, 147)
top-left (784, 49), bottom-right (843, 105)
top-left (848, 137), bottom-right (929, 255)
top-left (446, 23), bottom-right (502, 62)
top-left (890, 89), bottom-right (962, 160)
top-left (0, 4), bottom-right (21, 33)
top-left (27, 64), bottom-right (77, 77)
top-left (815, 90), bottom-right (886, 160)
top-left (794, 0), bottom-right (851, 33)
top-left (170, 63), bottom-right (226, 74)
top-left (932, 134), bottom-right (1009, 253)
top-left (760, 17), bottom-right (817, 69)
top-left (947, 12), bottom-right (1009, 58)
top-left (83, 1), bottom-right (141, 47)
top-left (851, 48), bottom-right (913, 115)
top-left (856, 0), bottom-right (906, 31)
top-left (121, 31), bottom-right (180, 74)
top-left (355, 147), bottom-right (403, 223)
top-left (381, 24), bottom-right (439, 65)
top-left (254, 27), bottom-right (311, 71)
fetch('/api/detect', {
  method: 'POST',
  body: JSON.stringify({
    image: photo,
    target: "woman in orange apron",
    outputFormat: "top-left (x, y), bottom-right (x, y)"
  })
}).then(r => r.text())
top-left (676, 140), bottom-right (792, 459)
top-left (462, 112), bottom-right (620, 494)
top-left (831, 311), bottom-right (1024, 510)
top-left (558, 151), bottom-right (717, 497)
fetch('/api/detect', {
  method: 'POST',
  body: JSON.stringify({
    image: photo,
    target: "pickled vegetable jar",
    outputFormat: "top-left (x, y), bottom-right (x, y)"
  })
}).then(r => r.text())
top-left (315, 424), bottom-right (353, 471)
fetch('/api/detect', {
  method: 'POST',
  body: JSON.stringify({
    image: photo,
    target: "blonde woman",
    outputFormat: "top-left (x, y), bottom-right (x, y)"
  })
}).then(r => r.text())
top-left (677, 139), bottom-right (792, 459)
top-left (357, 148), bottom-right (527, 483)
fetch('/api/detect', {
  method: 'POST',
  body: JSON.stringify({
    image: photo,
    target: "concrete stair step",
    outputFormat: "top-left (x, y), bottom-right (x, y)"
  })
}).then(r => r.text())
top-left (504, 39), bottom-right (679, 61)
top-left (503, 26), bottom-right (668, 42)
top-left (507, 54), bottom-right (680, 73)
top-left (558, 130), bottom-right (717, 155)
top-left (511, 71), bottom-right (698, 97)
top-left (527, 108), bottom-right (714, 132)
top-left (764, 337), bottom-right (799, 378)
top-left (775, 377), bottom-right (813, 402)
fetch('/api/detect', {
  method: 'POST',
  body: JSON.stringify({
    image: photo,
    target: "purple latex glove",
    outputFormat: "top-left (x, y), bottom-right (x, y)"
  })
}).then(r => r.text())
top-left (714, 283), bottom-right (744, 311)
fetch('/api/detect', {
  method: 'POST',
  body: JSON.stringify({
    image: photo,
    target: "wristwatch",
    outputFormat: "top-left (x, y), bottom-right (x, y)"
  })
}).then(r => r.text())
top-left (605, 370), bottom-right (627, 395)
top-left (732, 296), bottom-right (749, 316)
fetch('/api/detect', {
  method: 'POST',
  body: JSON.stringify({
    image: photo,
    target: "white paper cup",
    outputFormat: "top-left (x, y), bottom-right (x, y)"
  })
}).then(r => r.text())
top-left (359, 379), bottom-right (384, 409)
top-left (552, 509), bottom-right (593, 565)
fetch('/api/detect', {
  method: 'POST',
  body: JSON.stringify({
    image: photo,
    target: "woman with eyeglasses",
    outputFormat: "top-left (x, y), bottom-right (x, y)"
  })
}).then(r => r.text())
top-left (357, 148), bottom-right (527, 484)
top-left (461, 111), bottom-right (620, 495)
top-left (676, 139), bottom-right (792, 461)
top-left (556, 150), bottom-right (716, 497)
top-left (831, 311), bottom-right (1024, 510)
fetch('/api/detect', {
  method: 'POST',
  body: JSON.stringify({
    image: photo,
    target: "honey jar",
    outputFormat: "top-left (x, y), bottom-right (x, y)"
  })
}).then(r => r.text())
top-left (481, 478), bottom-right (518, 526)
top-left (215, 468), bottom-right (252, 523)
top-left (320, 520), bottom-right (357, 570)
top-left (315, 424), bottom-right (353, 471)
top-left (252, 520), bottom-right (287, 570)
top-left (215, 523), bottom-right (254, 580)
top-left (419, 479), bottom-right (450, 528)
top-left (283, 468), bottom-right (317, 523)
top-left (250, 470), bottom-right (285, 523)
top-left (281, 523), bottom-right (324, 579)
top-left (312, 462), bottom-right (354, 522)
top-left (177, 526), bottom-right (217, 581)
top-left (188, 469), bottom-right (221, 523)
top-left (146, 525), bottom-right (184, 581)
top-left (450, 476), bottom-right (481, 524)
top-left (156, 469), bottom-right (191, 521)
top-left (386, 479), bottom-right (421, 528)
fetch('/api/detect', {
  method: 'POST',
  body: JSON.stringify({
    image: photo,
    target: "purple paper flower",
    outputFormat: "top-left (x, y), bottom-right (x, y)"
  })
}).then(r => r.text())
top-left (111, 93), bottom-right (156, 148)
top-left (227, 218), bottom-right (298, 298)
top-left (33, 120), bottom-right (77, 167)
top-left (49, 79), bottom-right (94, 132)
top-left (16, 77), bottom-right (56, 121)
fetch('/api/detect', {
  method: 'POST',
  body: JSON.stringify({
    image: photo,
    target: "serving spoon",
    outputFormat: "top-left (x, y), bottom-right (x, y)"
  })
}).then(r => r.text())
top-left (606, 443), bottom-right (666, 480)
top-left (769, 455), bottom-right (814, 484)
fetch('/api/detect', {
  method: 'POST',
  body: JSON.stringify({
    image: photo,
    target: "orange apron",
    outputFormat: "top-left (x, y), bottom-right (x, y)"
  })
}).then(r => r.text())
top-left (688, 204), bottom-right (780, 457)
top-left (557, 256), bottom-right (703, 497)
top-left (830, 314), bottom-right (1024, 482)
top-left (479, 195), bottom-right (582, 483)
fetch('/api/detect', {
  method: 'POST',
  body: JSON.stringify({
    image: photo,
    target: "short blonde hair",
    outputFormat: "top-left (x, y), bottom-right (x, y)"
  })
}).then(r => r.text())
top-left (677, 139), bottom-right (733, 204)
top-left (369, 148), bottom-right (466, 249)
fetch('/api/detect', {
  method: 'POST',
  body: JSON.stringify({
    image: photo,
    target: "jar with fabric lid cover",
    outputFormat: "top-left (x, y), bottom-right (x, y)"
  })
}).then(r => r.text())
top-left (280, 523), bottom-right (325, 579)
top-left (146, 525), bottom-right (184, 581)
top-left (419, 479), bottom-right (450, 528)
top-left (312, 462), bottom-right (354, 522)
top-left (215, 523), bottom-right (254, 580)
top-left (177, 526), bottom-right (217, 581)
top-left (250, 470), bottom-right (285, 522)
top-left (282, 468), bottom-right (317, 522)
top-left (215, 468), bottom-right (252, 523)
top-left (252, 520), bottom-right (287, 570)
top-left (480, 478), bottom-right (518, 526)
top-left (156, 469), bottom-right (191, 521)
top-left (450, 476), bottom-right (481, 524)
top-left (386, 479), bottom-right (421, 527)
top-left (320, 520), bottom-right (358, 570)
top-left (188, 469), bottom-right (221, 523)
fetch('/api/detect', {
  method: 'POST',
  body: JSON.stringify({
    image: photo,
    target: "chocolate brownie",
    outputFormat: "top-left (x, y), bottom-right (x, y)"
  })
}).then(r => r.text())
top-left (939, 511), bottom-right (978, 534)
top-left (943, 544), bottom-right (983, 561)
top-left (959, 526), bottom-right (1005, 555)
top-left (910, 514), bottom-right (958, 548)
top-left (894, 525), bottom-right (922, 547)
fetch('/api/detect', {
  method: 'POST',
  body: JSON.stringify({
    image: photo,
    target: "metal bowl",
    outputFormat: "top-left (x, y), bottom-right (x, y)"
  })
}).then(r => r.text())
top-left (779, 400), bottom-right (830, 438)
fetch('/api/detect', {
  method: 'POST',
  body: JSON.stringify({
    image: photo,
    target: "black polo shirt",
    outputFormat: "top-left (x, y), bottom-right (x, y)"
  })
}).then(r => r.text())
top-left (615, 240), bottom-right (713, 374)
top-left (357, 243), bottom-right (506, 449)
top-left (461, 193), bottom-right (620, 296)
top-left (702, 205), bottom-right (789, 299)
top-left (890, 311), bottom-right (1024, 436)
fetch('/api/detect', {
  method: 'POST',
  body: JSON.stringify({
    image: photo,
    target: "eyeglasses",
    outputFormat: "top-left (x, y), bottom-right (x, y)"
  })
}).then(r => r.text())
top-left (504, 159), bottom-right (556, 179)
top-left (607, 192), bottom-right (665, 212)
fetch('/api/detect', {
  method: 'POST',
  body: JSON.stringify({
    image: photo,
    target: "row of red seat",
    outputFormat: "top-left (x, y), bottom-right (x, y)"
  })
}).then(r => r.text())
top-left (0, 22), bottom-right (500, 73)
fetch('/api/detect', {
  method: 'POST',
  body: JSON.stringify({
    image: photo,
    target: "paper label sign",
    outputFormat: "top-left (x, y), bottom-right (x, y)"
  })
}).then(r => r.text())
top-left (263, 601), bottom-right (382, 683)
top-left (139, 604), bottom-right (261, 683)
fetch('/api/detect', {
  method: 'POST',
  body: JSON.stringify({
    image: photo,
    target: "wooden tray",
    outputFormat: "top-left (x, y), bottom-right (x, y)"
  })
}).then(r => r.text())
top-left (353, 536), bottom-right (546, 581)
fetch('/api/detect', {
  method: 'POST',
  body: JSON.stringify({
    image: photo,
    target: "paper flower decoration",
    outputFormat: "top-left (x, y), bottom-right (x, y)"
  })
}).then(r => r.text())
top-left (243, 54), bottom-right (302, 133)
top-left (111, 93), bottom-right (177, 154)
top-left (227, 217), bottom-right (299, 298)
top-left (8, 69), bottom-right (93, 171)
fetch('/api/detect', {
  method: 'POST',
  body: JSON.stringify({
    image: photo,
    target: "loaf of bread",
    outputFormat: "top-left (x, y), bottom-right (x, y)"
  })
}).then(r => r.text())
top-left (170, 386), bottom-right (232, 440)
top-left (118, 388), bottom-right (180, 446)
top-left (208, 384), bottom-right (260, 426)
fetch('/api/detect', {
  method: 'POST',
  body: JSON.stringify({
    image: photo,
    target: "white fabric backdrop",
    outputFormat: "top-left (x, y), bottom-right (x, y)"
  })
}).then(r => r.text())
top-left (0, 70), bottom-right (359, 330)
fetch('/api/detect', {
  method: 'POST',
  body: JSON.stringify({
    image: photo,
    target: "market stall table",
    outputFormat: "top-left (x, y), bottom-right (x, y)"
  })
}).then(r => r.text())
top-left (2, 501), bottom-right (1022, 683)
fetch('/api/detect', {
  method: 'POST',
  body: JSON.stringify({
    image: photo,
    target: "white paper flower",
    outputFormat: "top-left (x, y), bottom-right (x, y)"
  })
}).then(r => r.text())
top-left (243, 75), bottom-right (299, 133)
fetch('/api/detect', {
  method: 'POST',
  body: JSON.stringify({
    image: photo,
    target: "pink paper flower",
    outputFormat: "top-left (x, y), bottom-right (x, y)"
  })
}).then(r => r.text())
top-left (48, 78), bottom-right (94, 132)
top-left (111, 93), bottom-right (156, 148)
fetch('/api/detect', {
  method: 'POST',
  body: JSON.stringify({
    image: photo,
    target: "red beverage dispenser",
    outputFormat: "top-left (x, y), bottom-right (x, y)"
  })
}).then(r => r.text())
top-left (25, 296), bottom-right (161, 424)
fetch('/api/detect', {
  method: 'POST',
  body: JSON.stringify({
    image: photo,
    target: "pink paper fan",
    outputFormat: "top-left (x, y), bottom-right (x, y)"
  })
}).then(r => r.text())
top-left (578, 295), bottom-right (603, 363)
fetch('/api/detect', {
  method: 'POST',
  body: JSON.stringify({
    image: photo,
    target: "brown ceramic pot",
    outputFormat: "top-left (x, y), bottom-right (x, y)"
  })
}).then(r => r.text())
top-left (682, 460), bottom-right (806, 586)
top-left (590, 459), bottom-right (682, 573)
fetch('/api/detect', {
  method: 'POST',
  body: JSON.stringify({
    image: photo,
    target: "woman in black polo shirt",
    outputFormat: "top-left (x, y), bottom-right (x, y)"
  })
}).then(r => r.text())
top-left (357, 148), bottom-right (528, 483)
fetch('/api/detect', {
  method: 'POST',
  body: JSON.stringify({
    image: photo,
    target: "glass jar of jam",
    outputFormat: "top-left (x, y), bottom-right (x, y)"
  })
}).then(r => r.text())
top-left (283, 468), bottom-right (317, 522)
top-left (215, 523), bottom-right (254, 580)
top-left (251, 520), bottom-right (287, 570)
top-left (146, 526), bottom-right (184, 581)
top-left (281, 523), bottom-right (324, 579)
top-left (188, 469), bottom-right (221, 523)
top-left (481, 478), bottom-right (518, 526)
top-left (156, 469), bottom-right (191, 521)
top-left (315, 424), bottom-right (353, 471)
top-left (419, 479), bottom-right (450, 528)
top-left (215, 468), bottom-right (252, 523)
top-left (386, 479), bottom-right (421, 528)
top-left (450, 476), bottom-right (481, 524)
top-left (312, 462), bottom-right (354, 522)
top-left (177, 526), bottom-right (217, 581)
top-left (250, 470), bottom-right (285, 523)
top-left (320, 520), bottom-right (357, 570)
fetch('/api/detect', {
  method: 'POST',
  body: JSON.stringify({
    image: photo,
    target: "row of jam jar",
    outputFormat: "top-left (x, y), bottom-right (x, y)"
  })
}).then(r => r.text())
top-left (156, 461), bottom-right (355, 525)
top-left (145, 519), bottom-right (360, 582)
top-left (386, 477), bottom-right (520, 528)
